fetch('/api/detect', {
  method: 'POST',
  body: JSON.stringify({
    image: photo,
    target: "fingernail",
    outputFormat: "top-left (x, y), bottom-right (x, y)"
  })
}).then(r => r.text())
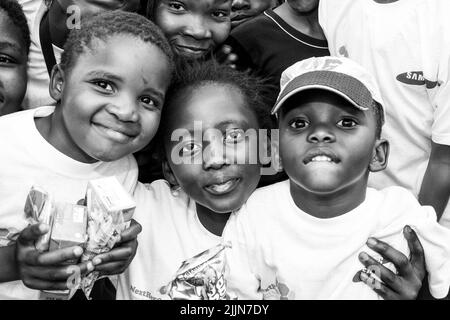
top-left (73, 247), bottom-right (83, 256)
top-left (359, 252), bottom-right (369, 262)
top-left (93, 258), bottom-right (101, 266)
top-left (87, 262), bottom-right (94, 272)
top-left (39, 224), bottom-right (49, 233)
top-left (404, 225), bottom-right (412, 234)
top-left (360, 271), bottom-right (369, 281)
top-left (367, 238), bottom-right (377, 247)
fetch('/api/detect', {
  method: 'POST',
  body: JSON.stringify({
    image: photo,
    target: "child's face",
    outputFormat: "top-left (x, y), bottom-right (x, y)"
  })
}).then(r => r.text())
top-left (0, 10), bottom-right (27, 115)
top-left (52, 35), bottom-right (171, 162)
top-left (56, 0), bottom-right (140, 15)
top-left (154, 0), bottom-right (231, 60)
top-left (230, 0), bottom-right (275, 28)
top-left (165, 84), bottom-right (261, 213)
top-left (278, 90), bottom-right (383, 196)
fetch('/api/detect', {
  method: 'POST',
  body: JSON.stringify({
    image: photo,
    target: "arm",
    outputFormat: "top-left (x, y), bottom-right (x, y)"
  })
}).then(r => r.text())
top-left (418, 142), bottom-right (450, 220)
top-left (355, 226), bottom-right (426, 300)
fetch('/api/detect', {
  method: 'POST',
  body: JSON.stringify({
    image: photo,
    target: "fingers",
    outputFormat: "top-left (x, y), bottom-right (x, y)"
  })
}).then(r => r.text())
top-left (22, 277), bottom-right (71, 291)
top-left (119, 219), bottom-right (142, 243)
top-left (403, 225), bottom-right (426, 280)
top-left (359, 271), bottom-right (398, 300)
top-left (32, 246), bottom-right (84, 266)
top-left (366, 237), bottom-right (414, 278)
top-left (17, 224), bottom-right (50, 245)
top-left (94, 261), bottom-right (128, 275)
top-left (92, 246), bottom-right (135, 266)
top-left (358, 251), bottom-right (400, 290)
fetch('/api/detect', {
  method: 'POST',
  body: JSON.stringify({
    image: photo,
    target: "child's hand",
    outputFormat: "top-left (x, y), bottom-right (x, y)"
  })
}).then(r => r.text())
top-left (355, 226), bottom-right (425, 300)
top-left (91, 219), bottom-right (142, 276)
top-left (16, 223), bottom-right (94, 290)
top-left (215, 44), bottom-right (240, 69)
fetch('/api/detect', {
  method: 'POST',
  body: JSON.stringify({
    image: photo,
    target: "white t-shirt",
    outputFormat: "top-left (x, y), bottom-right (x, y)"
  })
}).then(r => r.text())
top-left (19, 0), bottom-right (62, 109)
top-left (0, 106), bottom-right (138, 300)
top-left (319, 0), bottom-right (450, 226)
top-left (117, 180), bottom-right (261, 300)
top-left (233, 180), bottom-right (450, 299)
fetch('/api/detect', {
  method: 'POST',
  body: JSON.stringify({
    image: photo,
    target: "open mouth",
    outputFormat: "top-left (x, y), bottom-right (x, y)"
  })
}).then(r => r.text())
top-left (303, 150), bottom-right (340, 165)
top-left (204, 178), bottom-right (241, 195)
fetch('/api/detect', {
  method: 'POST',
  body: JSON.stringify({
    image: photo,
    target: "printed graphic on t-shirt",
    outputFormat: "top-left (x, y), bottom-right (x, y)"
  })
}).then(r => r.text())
top-left (130, 285), bottom-right (162, 300)
top-left (396, 71), bottom-right (439, 89)
top-left (262, 279), bottom-right (295, 300)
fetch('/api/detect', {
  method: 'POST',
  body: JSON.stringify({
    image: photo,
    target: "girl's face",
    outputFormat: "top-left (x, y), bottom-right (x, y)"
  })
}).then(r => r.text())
top-left (164, 83), bottom-right (261, 214)
top-left (0, 10), bottom-right (27, 115)
top-left (154, 0), bottom-right (231, 60)
top-left (49, 35), bottom-right (171, 163)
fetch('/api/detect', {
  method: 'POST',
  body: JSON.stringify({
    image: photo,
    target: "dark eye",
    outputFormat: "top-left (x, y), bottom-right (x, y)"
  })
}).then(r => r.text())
top-left (0, 55), bottom-right (14, 65)
top-left (93, 80), bottom-right (114, 92)
top-left (289, 118), bottom-right (309, 130)
top-left (180, 142), bottom-right (201, 156)
top-left (168, 1), bottom-right (185, 11)
top-left (212, 10), bottom-right (229, 19)
top-left (337, 118), bottom-right (358, 128)
top-left (224, 129), bottom-right (244, 144)
top-left (140, 96), bottom-right (158, 110)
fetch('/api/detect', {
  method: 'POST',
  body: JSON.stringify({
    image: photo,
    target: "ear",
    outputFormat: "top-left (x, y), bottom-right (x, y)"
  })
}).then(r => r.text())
top-left (49, 64), bottom-right (65, 101)
top-left (162, 160), bottom-right (179, 187)
top-left (369, 138), bottom-right (389, 172)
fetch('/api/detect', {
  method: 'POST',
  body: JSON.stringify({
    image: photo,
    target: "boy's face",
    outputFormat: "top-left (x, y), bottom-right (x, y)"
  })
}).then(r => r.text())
top-left (155, 0), bottom-right (231, 60)
top-left (230, 0), bottom-right (276, 28)
top-left (51, 36), bottom-right (171, 162)
top-left (0, 10), bottom-right (27, 115)
top-left (165, 84), bottom-right (261, 213)
top-left (56, 0), bottom-right (140, 15)
top-left (278, 90), bottom-right (385, 196)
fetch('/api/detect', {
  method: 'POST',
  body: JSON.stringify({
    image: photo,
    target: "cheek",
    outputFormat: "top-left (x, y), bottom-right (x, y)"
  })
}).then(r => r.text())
top-left (211, 23), bottom-right (230, 46)
top-left (155, 11), bottom-right (181, 38)
top-left (139, 111), bottom-right (162, 142)
top-left (1, 68), bottom-right (27, 103)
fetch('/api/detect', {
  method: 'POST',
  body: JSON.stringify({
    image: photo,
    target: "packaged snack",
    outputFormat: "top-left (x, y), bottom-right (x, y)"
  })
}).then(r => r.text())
top-left (160, 243), bottom-right (231, 300)
top-left (80, 176), bottom-right (136, 298)
top-left (24, 186), bottom-right (55, 251)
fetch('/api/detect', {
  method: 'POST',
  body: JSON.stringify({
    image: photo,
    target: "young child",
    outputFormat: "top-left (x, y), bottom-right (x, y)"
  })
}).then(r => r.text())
top-left (318, 0), bottom-right (450, 227)
top-left (230, 0), bottom-right (282, 29)
top-left (232, 56), bottom-right (450, 299)
top-left (19, 0), bottom-right (141, 109)
top-left (225, 0), bottom-right (328, 105)
top-left (0, 11), bottom-right (174, 300)
top-left (117, 61), bottom-right (273, 300)
top-left (117, 61), bottom-right (427, 300)
top-left (146, 0), bottom-right (232, 60)
top-left (0, 0), bottom-right (30, 115)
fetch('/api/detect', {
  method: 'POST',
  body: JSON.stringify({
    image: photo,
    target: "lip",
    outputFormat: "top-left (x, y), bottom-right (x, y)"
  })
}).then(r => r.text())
top-left (92, 122), bottom-right (138, 144)
top-left (173, 44), bottom-right (209, 57)
top-left (204, 177), bottom-right (241, 196)
top-left (230, 15), bottom-right (252, 27)
top-left (303, 148), bottom-right (340, 165)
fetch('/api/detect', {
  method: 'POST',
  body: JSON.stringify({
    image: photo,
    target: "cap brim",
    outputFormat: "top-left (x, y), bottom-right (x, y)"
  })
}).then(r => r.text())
top-left (272, 71), bottom-right (372, 115)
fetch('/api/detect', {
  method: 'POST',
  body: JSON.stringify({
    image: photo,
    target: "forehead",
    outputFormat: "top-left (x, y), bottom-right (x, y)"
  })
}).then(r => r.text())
top-left (169, 84), bottom-right (258, 130)
top-left (0, 11), bottom-right (26, 53)
top-left (57, 0), bottom-right (139, 10)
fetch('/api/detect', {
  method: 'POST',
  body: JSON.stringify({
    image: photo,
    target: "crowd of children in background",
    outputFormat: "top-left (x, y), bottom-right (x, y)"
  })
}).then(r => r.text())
top-left (0, 0), bottom-right (448, 300)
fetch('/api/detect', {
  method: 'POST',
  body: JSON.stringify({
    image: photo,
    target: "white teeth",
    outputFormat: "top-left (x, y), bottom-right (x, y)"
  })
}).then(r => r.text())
top-left (209, 180), bottom-right (235, 193)
top-left (311, 155), bottom-right (333, 162)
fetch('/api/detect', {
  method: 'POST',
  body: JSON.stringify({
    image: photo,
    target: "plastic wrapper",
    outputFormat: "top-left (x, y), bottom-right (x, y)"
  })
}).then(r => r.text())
top-left (80, 177), bottom-right (136, 298)
top-left (160, 242), bottom-right (231, 300)
top-left (24, 186), bottom-right (55, 251)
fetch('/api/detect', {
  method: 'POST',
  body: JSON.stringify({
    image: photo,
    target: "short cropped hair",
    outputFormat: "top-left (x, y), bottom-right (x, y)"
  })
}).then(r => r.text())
top-left (0, 0), bottom-right (31, 54)
top-left (60, 10), bottom-right (174, 74)
top-left (161, 60), bottom-right (274, 139)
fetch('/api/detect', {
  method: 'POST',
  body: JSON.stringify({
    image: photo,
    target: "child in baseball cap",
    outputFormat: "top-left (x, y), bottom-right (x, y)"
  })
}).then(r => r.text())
top-left (232, 56), bottom-right (450, 299)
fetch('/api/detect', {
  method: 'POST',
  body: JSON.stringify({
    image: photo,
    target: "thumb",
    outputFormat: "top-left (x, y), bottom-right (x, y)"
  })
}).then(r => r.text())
top-left (18, 223), bottom-right (50, 246)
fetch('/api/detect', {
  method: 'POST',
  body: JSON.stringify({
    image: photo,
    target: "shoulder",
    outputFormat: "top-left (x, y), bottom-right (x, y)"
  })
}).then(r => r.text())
top-left (243, 180), bottom-right (289, 213)
top-left (0, 108), bottom-right (42, 134)
top-left (230, 12), bottom-right (273, 40)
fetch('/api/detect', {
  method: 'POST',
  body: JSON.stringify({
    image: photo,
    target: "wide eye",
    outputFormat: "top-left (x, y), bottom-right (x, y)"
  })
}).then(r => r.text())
top-left (288, 118), bottom-right (309, 130)
top-left (93, 80), bottom-right (114, 92)
top-left (337, 118), bottom-right (358, 128)
top-left (168, 1), bottom-right (185, 11)
top-left (180, 142), bottom-right (201, 156)
top-left (140, 96), bottom-right (159, 110)
top-left (224, 129), bottom-right (244, 144)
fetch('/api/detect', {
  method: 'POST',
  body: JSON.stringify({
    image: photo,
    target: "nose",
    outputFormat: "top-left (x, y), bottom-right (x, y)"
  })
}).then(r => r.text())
top-left (203, 139), bottom-right (230, 170)
top-left (105, 96), bottom-right (139, 123)
top-left (184, 16), bottom-right (212, 40)
top-left (307, 124), bottom-right (336, 144)
top-left (232, 0), bottom-right (251, 11)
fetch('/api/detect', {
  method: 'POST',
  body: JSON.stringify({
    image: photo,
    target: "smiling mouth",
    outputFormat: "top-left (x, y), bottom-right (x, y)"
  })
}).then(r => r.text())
top-left (174, 44), bottom-right (209, 56)
top-left (92, 123), bottom-right (137, 143)
top-left (204, 178), bottom-right (240, 195)
top-left (303, 151), bottom-right (340, 165)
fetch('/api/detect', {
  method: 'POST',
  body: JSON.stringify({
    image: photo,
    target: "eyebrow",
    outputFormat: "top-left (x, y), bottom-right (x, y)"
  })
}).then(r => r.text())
top-left (85, 70), bottom-right (124, 83)
top-left (0, 41), bottom-right (22, 52)
top-left (185, 119), bottom-right (251, 135)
